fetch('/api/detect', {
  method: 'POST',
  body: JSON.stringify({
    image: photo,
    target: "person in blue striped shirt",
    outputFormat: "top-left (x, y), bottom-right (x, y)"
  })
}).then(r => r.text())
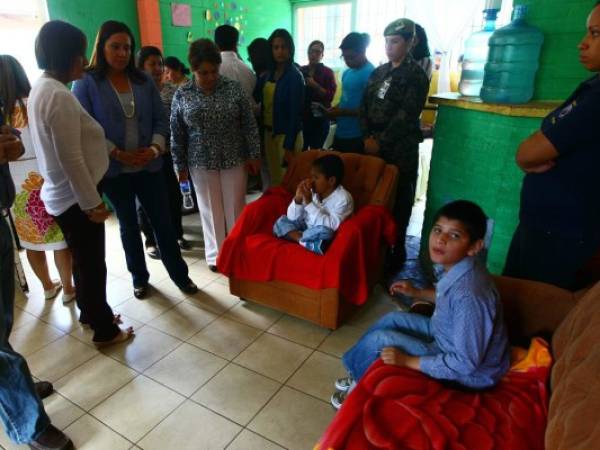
top-left (332, 200), bottom-right (510, 410)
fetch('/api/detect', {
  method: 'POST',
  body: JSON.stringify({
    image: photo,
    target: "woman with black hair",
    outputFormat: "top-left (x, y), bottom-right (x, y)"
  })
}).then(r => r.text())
top-left (247, 38), bottom-right (270, 78)
top-left (300, 40), bottom-right (337, 150)
top-left (27, 20), bottom-right (133, 349)
top-left (135, 46), bottom-right (189, 259)
top-left (411, 24), bottom-right (433, 80)
top-left (360, 19), bottom-right (429, 271)
top-left (164, 56), bottom-right (190, 86)
top-left (328, 32), bottom-right (374, 154)
top-left (0, 55), bottom-right (76, 305)
top-left (254, 29), bottom-right (304, 185)
top-left (73, 21), bottom-right (197, 299)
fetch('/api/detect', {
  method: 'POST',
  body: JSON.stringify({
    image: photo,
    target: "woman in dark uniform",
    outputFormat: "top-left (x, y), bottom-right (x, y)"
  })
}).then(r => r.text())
top-left (359, 18), bottom-right (429, 270)
top-left (503, 2), bottom-right (600, 290)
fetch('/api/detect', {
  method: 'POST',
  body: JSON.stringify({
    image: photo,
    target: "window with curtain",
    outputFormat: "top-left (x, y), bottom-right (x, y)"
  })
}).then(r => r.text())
top-left (294, 2), bottom-right (352, 69)
top-left (356, 0), bottom-right (407, 66)
top-left (0, 0), bottom-right (48, 83)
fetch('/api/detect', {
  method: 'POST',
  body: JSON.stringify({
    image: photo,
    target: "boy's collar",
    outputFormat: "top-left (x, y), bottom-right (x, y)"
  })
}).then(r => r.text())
top-left (436, 256), bottom-right (476, 297)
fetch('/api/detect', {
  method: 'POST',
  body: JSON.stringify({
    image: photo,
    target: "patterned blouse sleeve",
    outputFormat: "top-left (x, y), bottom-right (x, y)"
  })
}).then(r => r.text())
top-left (237, 84), bottom-right (261, 160)
top-left (170, 89), bottom-right (188, 172)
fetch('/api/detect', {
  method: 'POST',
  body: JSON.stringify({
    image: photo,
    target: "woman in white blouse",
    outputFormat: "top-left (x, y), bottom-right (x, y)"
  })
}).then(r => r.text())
top-left (28, 20), bottom-right (133, 346)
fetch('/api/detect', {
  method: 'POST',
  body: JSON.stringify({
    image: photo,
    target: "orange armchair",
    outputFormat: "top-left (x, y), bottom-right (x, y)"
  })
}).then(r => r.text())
top-left (218, 150), bottom-right (399, 329)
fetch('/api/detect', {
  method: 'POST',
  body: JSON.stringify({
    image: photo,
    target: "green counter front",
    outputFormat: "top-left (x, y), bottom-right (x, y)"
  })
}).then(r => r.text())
top-left (422, 94), bottom-right (560, 274)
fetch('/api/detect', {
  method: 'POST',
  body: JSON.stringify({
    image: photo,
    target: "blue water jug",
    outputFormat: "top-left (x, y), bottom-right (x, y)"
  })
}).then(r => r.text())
top-left (459, 8), bottom-right (498, 97)
top-left (480, 5), bottom-right (544, 104)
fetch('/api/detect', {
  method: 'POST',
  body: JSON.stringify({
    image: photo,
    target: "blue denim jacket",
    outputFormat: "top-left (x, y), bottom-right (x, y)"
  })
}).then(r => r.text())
top-left (255, 64), bottom-right (304, 150)
top-left (72, 72), bottom-right (167, 177)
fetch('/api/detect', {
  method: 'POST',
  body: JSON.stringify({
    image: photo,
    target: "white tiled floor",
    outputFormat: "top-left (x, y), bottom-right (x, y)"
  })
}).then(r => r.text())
top-left (3, 213), bottom-right (400, 450)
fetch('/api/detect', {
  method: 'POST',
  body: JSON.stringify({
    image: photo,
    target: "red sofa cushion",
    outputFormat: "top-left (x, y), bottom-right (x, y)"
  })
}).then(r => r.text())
top-left (316, 340), bottom-right (551, 450)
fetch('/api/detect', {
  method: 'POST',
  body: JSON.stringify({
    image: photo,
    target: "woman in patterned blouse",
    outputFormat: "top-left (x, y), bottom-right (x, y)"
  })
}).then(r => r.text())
top-left (171, 39), bottom-right (261, 271)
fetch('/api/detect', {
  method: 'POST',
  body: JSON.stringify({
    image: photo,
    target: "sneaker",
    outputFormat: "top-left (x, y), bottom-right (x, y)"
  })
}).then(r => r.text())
top-left (61, 292), bottom-right (76, 305)
top-left (28, 424), bottom-right (73, 450)
top-left (334, 376), bottom-right (354, 392)
top-left (330, 390), bottom-right (347, 410)
top-left (43, 281), bottom-right (62, 300)
top-left (146, 245), bottom-right (160, 260)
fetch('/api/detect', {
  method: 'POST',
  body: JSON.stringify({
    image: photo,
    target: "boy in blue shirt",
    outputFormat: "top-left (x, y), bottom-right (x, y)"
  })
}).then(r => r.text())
top-left (332, 200), bottom-right (510, 409)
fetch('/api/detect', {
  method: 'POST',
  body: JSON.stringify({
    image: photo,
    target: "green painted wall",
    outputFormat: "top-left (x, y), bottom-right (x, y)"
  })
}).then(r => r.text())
top-left (422, 107), bottom-right (542, 274)
top-left (160, 0), bottom-right (292, 69)
top-left (515, 0), bottom-right (595, 100)
top-left (46, 0), bottom-right (141, 58)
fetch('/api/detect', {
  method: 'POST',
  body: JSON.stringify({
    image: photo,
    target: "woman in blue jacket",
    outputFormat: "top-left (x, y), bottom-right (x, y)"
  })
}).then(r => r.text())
top-left (255, 29), bottom-right (304, 185)
top-left (73, 21), bottom-right (196, 299)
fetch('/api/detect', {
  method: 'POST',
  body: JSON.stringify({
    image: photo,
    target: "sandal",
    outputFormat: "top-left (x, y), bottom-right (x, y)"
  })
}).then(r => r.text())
top-left (93, 327), bottom-right (134, 348)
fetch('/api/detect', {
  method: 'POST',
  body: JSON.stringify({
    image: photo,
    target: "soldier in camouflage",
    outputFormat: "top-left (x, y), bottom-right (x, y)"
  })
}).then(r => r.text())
top-left (359, 18), bottom-right (430, 269)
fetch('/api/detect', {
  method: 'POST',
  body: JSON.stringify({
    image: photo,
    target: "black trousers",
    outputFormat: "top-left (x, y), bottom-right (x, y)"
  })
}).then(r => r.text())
top-left (390, 165), bottom-right (418, 264)
top-left (53, 204), bottom-right (119, 342)
top-left (138, 153), bottom-right (183, 247)
top-left (332, 136), bottom-right (365, 154)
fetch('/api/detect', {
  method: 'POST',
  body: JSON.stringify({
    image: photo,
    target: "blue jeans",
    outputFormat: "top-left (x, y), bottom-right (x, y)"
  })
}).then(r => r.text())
top-left (102, 170), bottom-right (189, 288)
top-left (342, 311), bottom-right (441, 381)
top-left (0, 217), bottom-right (50, 444)
top-left (273, 216), bottom-right (334, 255)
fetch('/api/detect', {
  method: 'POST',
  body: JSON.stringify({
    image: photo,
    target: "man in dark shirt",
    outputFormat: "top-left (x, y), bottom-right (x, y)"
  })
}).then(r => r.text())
top-left (0, 124), bottom-right (73, 449)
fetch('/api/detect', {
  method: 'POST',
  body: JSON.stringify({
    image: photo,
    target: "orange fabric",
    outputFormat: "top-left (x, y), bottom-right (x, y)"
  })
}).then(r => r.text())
top-left (510, 337), bottom-right (553, 372)
top-left (316, 339), bottom-right (551, 450)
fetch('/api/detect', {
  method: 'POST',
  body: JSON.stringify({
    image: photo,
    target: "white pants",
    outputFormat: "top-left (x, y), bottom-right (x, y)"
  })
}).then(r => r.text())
top-left (189, 165), bottom-right (247, 265)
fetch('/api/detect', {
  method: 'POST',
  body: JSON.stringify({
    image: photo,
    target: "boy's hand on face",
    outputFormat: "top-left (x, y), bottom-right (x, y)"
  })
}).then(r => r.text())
top-left (295, 181), bottom-right (306, 204)
top-left (389, 280), bottom-right (418, 298)
top-left (301, 180), bottom-right (312, 204)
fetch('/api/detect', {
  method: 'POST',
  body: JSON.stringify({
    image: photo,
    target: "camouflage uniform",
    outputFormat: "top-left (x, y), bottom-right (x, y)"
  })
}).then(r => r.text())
top-left (359, 56), bottom-right (429, 173)
top-left (359, 55), bottom-right (429, 261)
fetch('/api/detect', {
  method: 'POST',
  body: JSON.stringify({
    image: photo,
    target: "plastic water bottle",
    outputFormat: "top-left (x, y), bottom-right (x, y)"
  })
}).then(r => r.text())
top-left (180, 180), bottom-right (194, 210)
top-left (458, 8), bottom-right (499, 97)
top-left (480, 5), bottom-right (544, 104)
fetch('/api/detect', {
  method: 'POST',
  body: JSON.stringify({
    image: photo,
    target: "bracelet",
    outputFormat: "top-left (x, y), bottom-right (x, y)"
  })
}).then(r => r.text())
top-left (149, 144), bottom-right (161, 158)
top-left (85, 205), bottom-right (104, 215)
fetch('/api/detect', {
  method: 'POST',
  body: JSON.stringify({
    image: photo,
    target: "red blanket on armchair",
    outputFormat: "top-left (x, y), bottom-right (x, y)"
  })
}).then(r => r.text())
top-left (217, 187), bottom-right (396, 305)
top-left (316, 338), bottom-right (552, 450)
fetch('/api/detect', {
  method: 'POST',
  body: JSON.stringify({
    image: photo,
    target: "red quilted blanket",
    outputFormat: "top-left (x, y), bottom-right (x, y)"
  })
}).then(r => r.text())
top-left (316, 339), bottom-right (552, 450)
top-left (217, 187), bottom-right (396, 305)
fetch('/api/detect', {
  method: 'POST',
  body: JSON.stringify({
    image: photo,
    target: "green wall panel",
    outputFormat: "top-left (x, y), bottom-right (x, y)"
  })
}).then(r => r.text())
top-left (515, 0), bottom-right (595, 100)
top-left (422, 106), bottom-right (542, 274)
top-left (160, 0), bottom-right (292, 68)
top-left (46, 0), bottom-right (141, 59)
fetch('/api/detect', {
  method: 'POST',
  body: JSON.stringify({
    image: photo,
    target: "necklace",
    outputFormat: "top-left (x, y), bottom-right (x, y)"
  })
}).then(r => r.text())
top-left (109, 77), bottom-right (136, 119)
